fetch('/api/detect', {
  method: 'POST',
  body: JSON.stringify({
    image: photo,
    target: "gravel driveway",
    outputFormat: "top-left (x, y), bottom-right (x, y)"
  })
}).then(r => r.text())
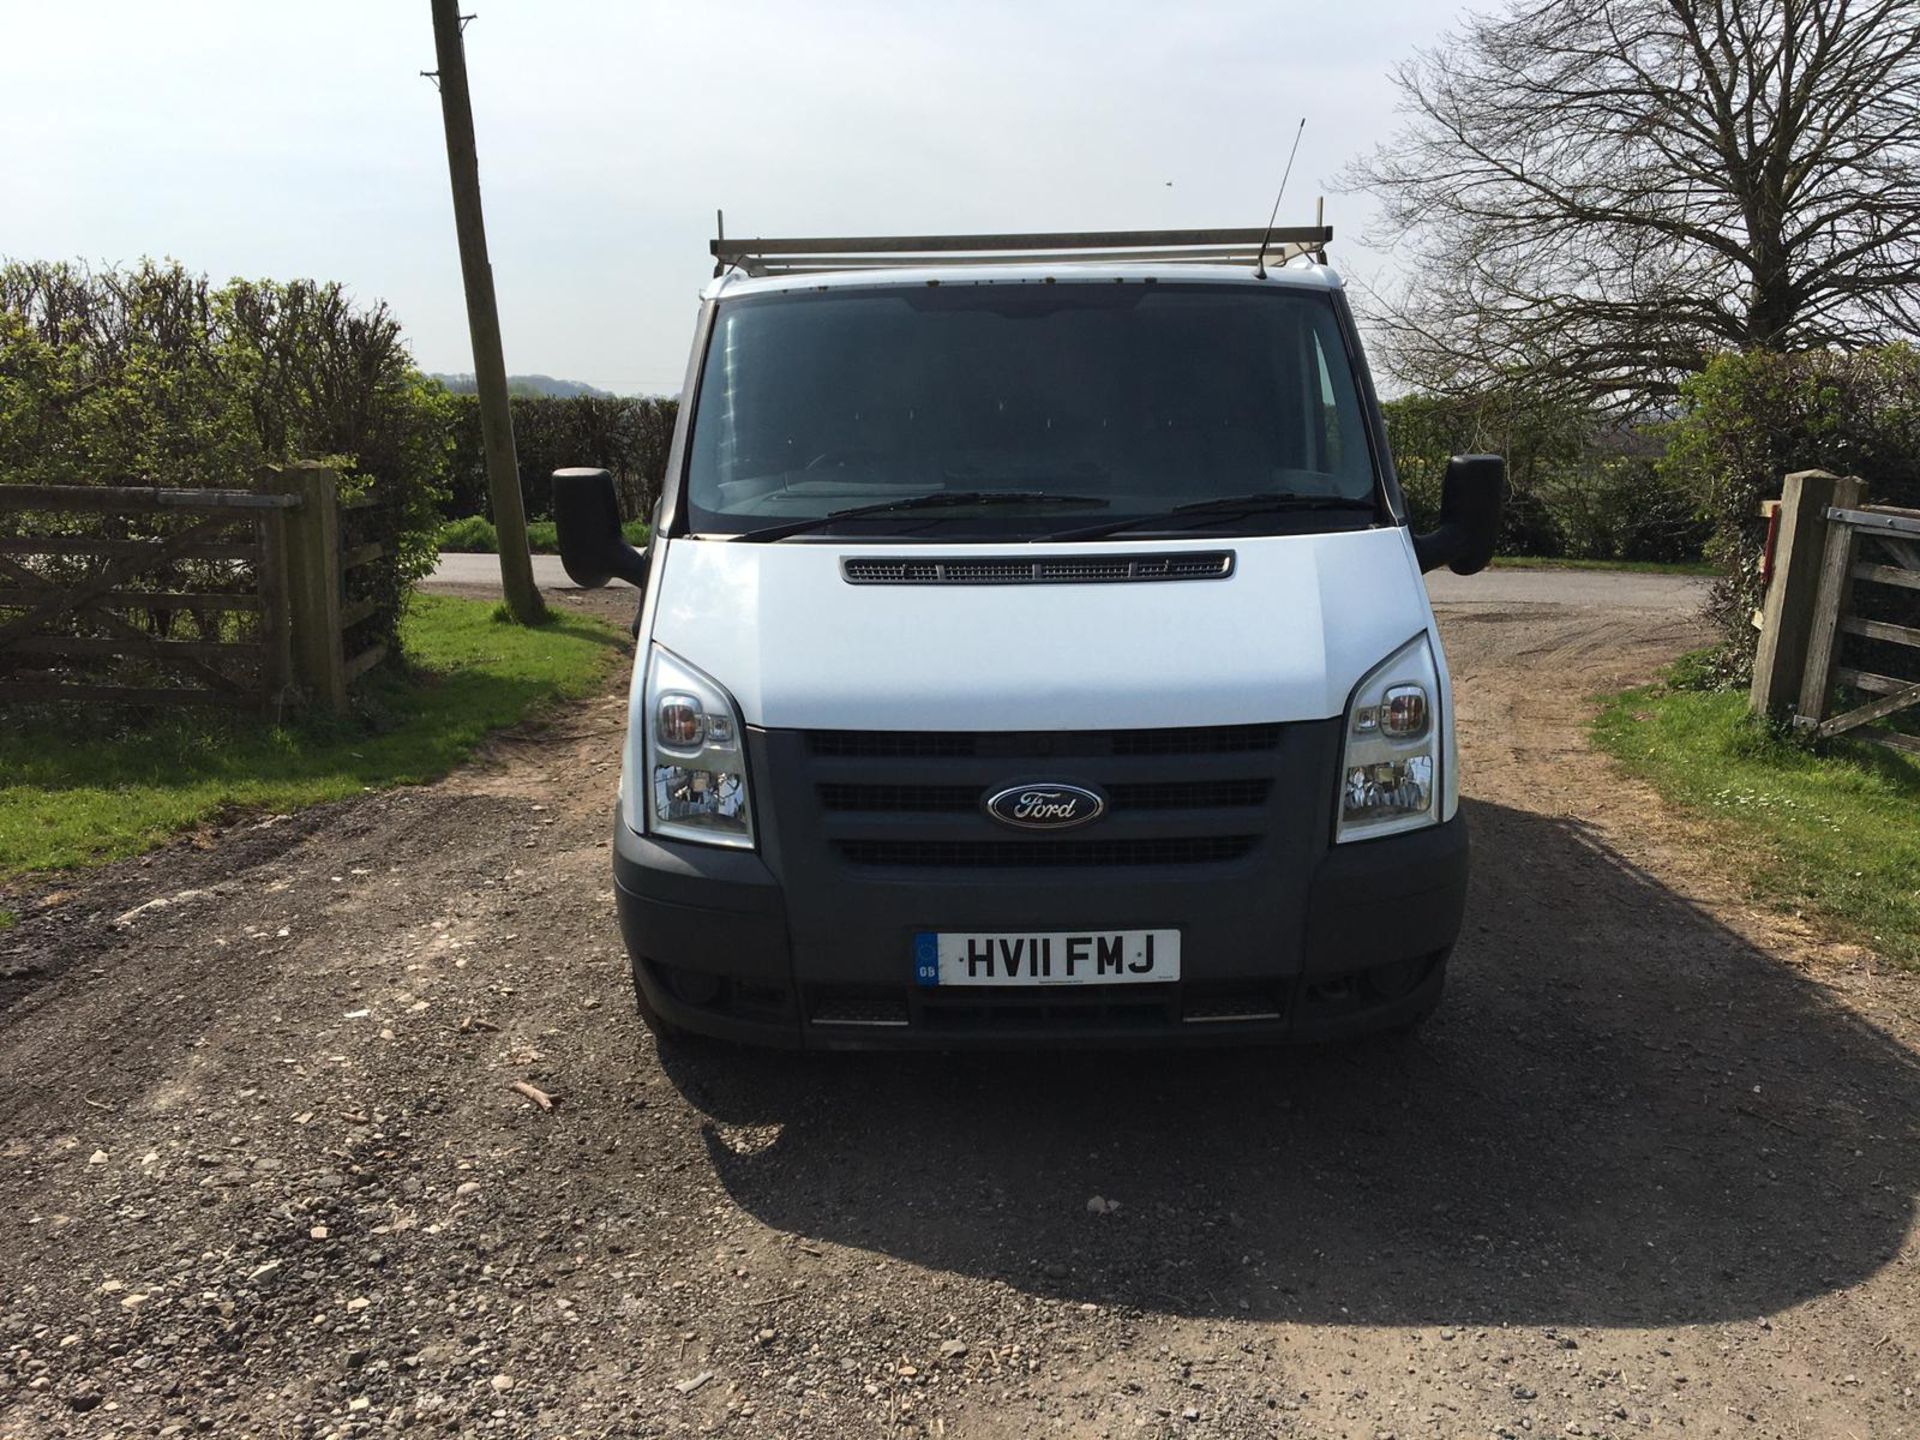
top-left (2, 582), bottom-right (1916, 1439)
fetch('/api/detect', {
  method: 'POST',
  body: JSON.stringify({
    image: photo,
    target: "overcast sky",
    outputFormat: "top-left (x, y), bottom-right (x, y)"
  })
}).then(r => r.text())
top-left (4, 1), bottom-right (1460, 396)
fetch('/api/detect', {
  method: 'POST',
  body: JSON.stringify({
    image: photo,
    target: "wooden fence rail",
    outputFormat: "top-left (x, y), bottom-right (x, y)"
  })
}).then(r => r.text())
top-left (0, 464), bottom-right (388, 715)
top-left (1753, 470), bottom-right (1920, 757)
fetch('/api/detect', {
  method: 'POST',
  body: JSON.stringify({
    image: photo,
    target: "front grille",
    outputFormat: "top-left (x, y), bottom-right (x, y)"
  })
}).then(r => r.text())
top-left (1115, 778), bottom-right (1270, 809)
top-left (818, 782), bottom-right (979, 812)
top-left (786, 722), bottom-right (1294, 880)
top-left (818, 778), bottom-right (1272, 813)
top-left (806, 724), bottom-right (1281, 760)
top-left (836, 835), bottom-right (1258, 869)
top-left (842, 551), bottom-right (1234, 586)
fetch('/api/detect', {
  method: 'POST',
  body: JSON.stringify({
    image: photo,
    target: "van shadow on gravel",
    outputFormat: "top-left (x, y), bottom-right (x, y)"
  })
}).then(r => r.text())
top-left (661, 797), bottom-right (1920, 1329)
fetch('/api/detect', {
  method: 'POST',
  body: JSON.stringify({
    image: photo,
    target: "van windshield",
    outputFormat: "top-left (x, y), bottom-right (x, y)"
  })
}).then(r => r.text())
top-left (683, 282), bottom-right (1380, 540)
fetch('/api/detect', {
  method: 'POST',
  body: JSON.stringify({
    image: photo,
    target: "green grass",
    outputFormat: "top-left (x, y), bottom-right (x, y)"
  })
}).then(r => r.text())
top-left (1491, 555), bottom-right (1720, 576)
top-left (437, 516), bottom-right (650, 555)
top-left (0, 595), bottom-right (628, 882)
top-left (1593, 667), bottom-right (1920, 966)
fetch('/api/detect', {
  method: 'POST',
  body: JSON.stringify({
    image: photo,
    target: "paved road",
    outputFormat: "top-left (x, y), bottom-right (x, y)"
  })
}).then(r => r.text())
top-left (428, 552), bottom-right (585, 590)
top-left (428, 551), bottom-right (1709, 612)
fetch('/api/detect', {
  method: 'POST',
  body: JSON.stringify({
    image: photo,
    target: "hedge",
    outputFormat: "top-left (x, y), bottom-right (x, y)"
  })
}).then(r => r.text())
top-left (445, 387), bottom-right (1714, 564)
top-left (1382, 393), bottom-right (1708, 564)
top-left (436, 515), bottom-right (650, 554)
top-left (444, 393), bottom-right (677, 524)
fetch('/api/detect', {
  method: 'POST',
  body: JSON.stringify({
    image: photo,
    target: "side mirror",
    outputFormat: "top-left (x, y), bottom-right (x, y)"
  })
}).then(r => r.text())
top-left (552, 467), bottom-right (650, 590)
top-left (1413, 454), bottom-right (1505, 576)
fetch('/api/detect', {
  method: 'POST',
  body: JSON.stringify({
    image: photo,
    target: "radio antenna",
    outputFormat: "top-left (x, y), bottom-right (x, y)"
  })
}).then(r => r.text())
top-left (1253, 118), bottom-right (1307, 279)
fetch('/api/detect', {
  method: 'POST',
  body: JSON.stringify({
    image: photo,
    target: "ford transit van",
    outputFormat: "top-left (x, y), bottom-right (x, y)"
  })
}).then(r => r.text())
top-left (555, 226), bottom-right (1503, 1048)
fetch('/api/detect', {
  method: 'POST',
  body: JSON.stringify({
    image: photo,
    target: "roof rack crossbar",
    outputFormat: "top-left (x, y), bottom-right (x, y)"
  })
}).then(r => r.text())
top-left (748, 246), bottom-right (1303, 270)
top-left (710, 225), bottom-right (1333, 277)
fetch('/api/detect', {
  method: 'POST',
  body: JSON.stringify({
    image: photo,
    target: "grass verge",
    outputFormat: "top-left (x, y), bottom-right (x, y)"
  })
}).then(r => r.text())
top-left (1491, 555), bottom-right (1720, 576)
top-left (1592, 665), bottom-right (1920, 967)
top-left (0, 594), bottom-right (628, 882)
top-left (437, 516), bottom-right (649, 555)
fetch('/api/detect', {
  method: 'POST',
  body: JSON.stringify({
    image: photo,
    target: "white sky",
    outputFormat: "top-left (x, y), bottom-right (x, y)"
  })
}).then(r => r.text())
top-left (3, 1), bottom-right (1460, 396)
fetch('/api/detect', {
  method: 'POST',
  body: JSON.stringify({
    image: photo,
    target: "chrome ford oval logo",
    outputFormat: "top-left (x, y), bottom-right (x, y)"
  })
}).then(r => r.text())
top-left (985, 783), bottom-right (1106, 831)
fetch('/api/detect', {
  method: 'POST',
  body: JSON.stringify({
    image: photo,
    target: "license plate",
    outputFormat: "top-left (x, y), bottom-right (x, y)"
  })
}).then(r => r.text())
top-left (913, 930), bottom-right (1180, 987)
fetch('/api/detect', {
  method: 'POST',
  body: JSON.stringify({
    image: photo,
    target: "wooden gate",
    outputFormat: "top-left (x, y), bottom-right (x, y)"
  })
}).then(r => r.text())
top-left (1795, 499), bottom-right (1920, 756)
top-left (0, 464), bottom-right (391, 715)
top-left (0, 484), bottom-right (298, 712)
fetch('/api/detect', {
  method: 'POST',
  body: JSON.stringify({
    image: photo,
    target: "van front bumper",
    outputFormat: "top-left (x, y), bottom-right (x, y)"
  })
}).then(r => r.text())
top-left (611, 810), bottom-right (1468, 1049)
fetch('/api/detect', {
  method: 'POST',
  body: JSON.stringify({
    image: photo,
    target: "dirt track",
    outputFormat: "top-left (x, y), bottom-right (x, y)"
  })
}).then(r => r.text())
top-left (3, 587), bottom-right (1918, 1439)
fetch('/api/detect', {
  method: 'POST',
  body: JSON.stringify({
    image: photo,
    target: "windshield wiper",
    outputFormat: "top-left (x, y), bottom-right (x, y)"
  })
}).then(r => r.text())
top-left (730, 491), bottom-right (1110, 543)
top-left (1042, 492), bottom-right (1376, 542)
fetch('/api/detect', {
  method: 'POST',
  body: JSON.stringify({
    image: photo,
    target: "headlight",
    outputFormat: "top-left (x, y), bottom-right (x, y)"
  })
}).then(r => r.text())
top-left (1337, 633), bottom-right (1442, 843)
top-left (642, 645), bottom-right (754, 849)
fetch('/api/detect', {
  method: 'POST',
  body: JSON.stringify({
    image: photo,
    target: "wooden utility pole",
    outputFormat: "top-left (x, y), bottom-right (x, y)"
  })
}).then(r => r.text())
top-left (429, 0), bottom-right (544, 624)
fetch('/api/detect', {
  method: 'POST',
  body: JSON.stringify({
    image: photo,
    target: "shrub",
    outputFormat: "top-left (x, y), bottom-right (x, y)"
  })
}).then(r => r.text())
top-left (437, 515), bottom-right (499, 553)
top-left (1664, 346), bottom-right (1920, 683)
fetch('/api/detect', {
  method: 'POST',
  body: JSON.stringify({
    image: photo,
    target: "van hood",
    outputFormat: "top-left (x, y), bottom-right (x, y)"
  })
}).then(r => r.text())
top-left (646, 529), bottom-right (1435, 731)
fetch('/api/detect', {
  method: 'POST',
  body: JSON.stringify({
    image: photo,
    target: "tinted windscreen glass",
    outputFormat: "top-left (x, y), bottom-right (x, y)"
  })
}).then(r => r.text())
top-left (685, 282), bottom-right (1376, 536)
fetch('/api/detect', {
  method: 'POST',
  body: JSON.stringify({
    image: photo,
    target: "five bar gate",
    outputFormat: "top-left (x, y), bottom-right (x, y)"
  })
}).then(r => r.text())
top-left (0, 463), bottom-right (390, 715)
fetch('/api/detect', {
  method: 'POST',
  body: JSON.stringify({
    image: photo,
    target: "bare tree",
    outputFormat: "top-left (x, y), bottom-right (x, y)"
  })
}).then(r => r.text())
top-left (1344, 0), bottom-right (1920, 411)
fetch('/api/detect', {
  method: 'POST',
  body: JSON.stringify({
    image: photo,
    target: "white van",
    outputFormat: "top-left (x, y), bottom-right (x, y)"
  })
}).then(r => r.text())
top-left (555, 226), bottom-right (1502, 1048)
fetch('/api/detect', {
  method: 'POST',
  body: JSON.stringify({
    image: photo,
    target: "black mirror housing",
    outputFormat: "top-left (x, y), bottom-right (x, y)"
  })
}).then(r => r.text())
top-left (552, 467), bottom-right (651, 590)
top-left (1413, 454), bottom-right (1505, 576)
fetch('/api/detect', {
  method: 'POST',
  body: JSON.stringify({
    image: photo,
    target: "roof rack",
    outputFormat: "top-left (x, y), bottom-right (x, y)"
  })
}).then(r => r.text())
top-left (709, 225), bottom-right (1333, 278)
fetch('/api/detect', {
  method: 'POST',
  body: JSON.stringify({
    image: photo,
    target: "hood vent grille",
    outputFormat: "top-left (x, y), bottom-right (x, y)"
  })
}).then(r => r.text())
top-left (842, 551), bottom-right (1234, 586)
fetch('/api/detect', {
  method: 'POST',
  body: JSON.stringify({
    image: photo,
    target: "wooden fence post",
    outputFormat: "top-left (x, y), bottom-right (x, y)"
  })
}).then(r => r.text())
top-left (1752, 470), bottom-right (1845, 721)
top-left (1792, 475), bottom-right (1869, 729)
top-left (263, 462), bottom-right (347, 712)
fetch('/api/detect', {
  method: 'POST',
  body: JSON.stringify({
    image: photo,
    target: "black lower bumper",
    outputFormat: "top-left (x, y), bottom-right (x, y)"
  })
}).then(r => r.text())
top-left (612, 811), bottom-right (1469, 1049)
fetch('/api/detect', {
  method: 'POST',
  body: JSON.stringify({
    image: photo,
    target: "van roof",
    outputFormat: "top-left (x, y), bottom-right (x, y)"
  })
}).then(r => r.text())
top-left (703, 257), bottom-right (1345, 302)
